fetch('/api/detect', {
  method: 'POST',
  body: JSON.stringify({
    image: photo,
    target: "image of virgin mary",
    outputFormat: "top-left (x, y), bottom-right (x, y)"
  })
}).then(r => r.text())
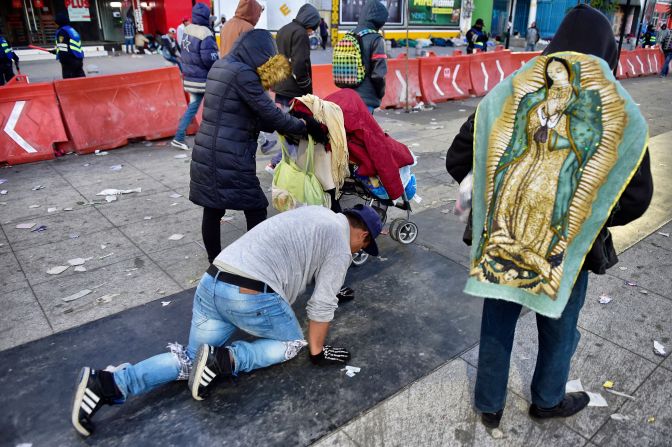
top-left (472, 56), bottom-right (605, 298)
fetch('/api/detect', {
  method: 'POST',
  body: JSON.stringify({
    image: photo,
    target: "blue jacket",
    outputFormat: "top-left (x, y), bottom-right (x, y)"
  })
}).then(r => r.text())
top-left (56, 26), bottom-right (84, 60)
top-left (189, 29), bottom-right (306, 211)
top-left (351, 0), bottom-right (389, 108)
top-left (0, 36), bottom-right (18, 64)
top-left (180, 3), bottom-right (219, 93)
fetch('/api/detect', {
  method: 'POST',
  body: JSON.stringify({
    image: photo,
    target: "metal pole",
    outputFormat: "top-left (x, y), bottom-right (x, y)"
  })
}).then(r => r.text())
top-left (615, 0), bottom-right (632, 75)
top-left (635, 0), bottom-right (649, 48)
top-left (404, 0), bottom-right (410, 113)
top-left (505, 0), bottom-right (514, 49)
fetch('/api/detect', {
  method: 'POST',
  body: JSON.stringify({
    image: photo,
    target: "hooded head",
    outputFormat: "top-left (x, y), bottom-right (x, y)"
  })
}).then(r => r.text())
top-left (474, 18), bottom-right (484, 29)
top-left (543, 4), bottom-right (617, 70)
top-left (235, 0), bottom-right (263, 26)
top-left (228, 29), bottom-right (291, 89)
top-left (191, 3), bottom-right (210, 26)
top-left (358, 0), bottom-right (389, 31)
top-left (55, 11), bottom-right (70, 27)
top-left (294, 4), bottom-right (320, 30)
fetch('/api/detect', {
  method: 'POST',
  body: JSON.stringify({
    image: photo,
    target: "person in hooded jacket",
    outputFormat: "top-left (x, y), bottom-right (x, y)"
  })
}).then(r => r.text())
top-left (445, 5), bottom-right (653, 429)
top-left (53, 11), bottom-right (85, 79)
top-left (274, 4), bottom-right (321, 106)
top-left (0, 30), bottom-right (19, 86)
top-left (466, 18), bottom-right (489, 54)
top-left (219, 0), bottom-right (262, 58)
top-left (190, 29), bottom-right (325, 263)
top-left (170, 3), bottom-right (219, 151)
top-left (349, 0), bottom-right (389, 113)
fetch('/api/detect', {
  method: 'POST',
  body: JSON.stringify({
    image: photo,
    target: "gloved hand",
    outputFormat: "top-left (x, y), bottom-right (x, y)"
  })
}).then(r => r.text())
top-left (309, 345), bottom-right (351, 366)
top-left (303, 116), bottom-right (328, 146)
top-left (336, 286), bottom-right (355, 303)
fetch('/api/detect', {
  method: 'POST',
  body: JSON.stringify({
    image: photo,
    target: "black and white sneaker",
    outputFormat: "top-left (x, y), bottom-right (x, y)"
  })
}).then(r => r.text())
top-left (71, 367), bottom-right (120, 437)
top-left (189, 344), bottom-right (233, 401)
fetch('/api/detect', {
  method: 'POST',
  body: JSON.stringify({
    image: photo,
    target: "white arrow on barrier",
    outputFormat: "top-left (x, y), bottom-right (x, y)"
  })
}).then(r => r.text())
top-left (653, 53), bottom-right (659, 72)
top-left (627, 59), bottom-right (636, 75)
top-left (618, 61), bottom-right (623, 77)
top-left (452, 64), bottom-right (464, 96)
top-left (395, 69), bottom-right (407, 103)
top-left (480, 61), bottom-right (489, 91)
top-left (647, 54), bottom-right (653, 73)
top-left (433, 66), bottom-right (445, 96)
top-left (495, 60), bottom-right (505, 82)
top-left (635, 55), bottom-right (644, 73)
top-left (3, 101), bottom-right (37, 154)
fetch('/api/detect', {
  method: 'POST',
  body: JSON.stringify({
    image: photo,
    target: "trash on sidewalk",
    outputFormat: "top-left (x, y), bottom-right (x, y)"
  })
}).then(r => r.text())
top-left (425, 125), bottom-right (444, 130)
top-left (74, 266), bottom-right (86, 272)
top-left (618, 266), bottom-right (628, 270)
top-left (105, 196), bottom-right (117, 203)
top-left (341, 365), bottom-right (361, 378)
top-left (98, 252), bottom-right (114, 259)
top-left (0, 179), bottom-right (6, 185)
top-left (624, 280), bottom-right (637, 287)
top-left (599, 294), bottom-right (612, 304)
top-left (94, 150), bottom-right (108, 156)
top-left (144, 216), bottom-right (152, 220)
top-left (69, 233), bottom-right (79, 239)
top-left (96, 293), bottom-right (119, 304)
top-left (161, 301), bottom-right (172, 307)
top-left (47, 207), bottom-right (58, 213)
top-left (31, 225), bottom-right (47, 232)
top-left (647, 416), bottom-right (655, 424)
top-left (96, 188), bottom-right (142, 196)
top-left (0, 190), bottom-right (7, 195)
top-left (110, 165), bottom-right (123, 171)
top-left (15, 222), bottom-right (36, 229)
top-left (603, 380), bottom-right (614, 389)
top-left (604, 388), bottom-right (636, 400)
top-left (64, 207), bottom-right (73, 211)
top-left (47, 265), bottom-right (70, 275)
top-left (653, 340), bottom-right (666, 356)
top-left (169, 193), bottom-right (182, 198)
top-left (639, 289), bottom-right (649, 295)
top-left (62, 289), bottom-right (92, 302)
top-left (32, 185), bottom-right (45, 191)
top-left (174, 154), bottom-right (188, 159)
top-left (68, 257), bottom-right (92, 266)
top-left (220, 216), bottom-right (233, 223)
top-left (657, 232), bottom-right (670, 237)
top-left (168, 234), bottom-right (184, 241)
top-left (586, 391), bottom-right (608, 407)
top-left (29, 204), bottom-right (40, 209)
top-left (489, 428), bottom-right (504, 439)
top-left (610, 413), bottom-right (630, 422)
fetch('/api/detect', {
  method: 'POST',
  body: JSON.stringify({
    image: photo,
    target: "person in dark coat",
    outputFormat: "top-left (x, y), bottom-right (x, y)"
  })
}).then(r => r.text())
top-left (274, 3), bottom-right (321, 106)
top-left (190, 29), bottom-right (325, 263)
top-left (350, 0), bottom-right (389, 112)
top-left (0, 30), bottom-right (19, 86)
top-left (466, 18), bottom-right (489, 54)
top-left (54, 11), bottom-right (85, 79)
top-left (171, 3), bottom-right (219, 151)
top-left (445, 4), bottom-right (653, 430)
top-left (319, 18), bottom-right (329, 50)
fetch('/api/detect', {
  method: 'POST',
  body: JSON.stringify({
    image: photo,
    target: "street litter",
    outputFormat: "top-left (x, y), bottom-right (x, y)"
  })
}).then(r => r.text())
top-left (144, 216), bottom-right (152, 220)
top-left (169, 193), bottom-right (182, 198)
top-left (618, 266), bottom-right (628, 270)
top-left (647, 416), bottom-right (655, 424)
top-left (489, 428), bottom-right (504, 439)
top-left (94, 150), bottom-right (108, 156)
top-left (47, 207), bottom-right (58, 213)
top-left (640, 289), bottom-right (649, 295)
top-left (29, 204), bottom-right (40, 209)
top-left (110, 165), bottom-right (123, 171)
top-left (64, 207), bottom-right (73, 211)
top-left (168, 234), bottom-right (184, 241)
top-left (174, 154), bottom-right (188, 159)
top-left (105, 196), bottom-right (117, 203)
top-left (342, 365), bottom-right (361, 378)
top-left (32, 185), bottom-right (45, 190)
top-left (161, 301), bottom-right (172, 307)
top-left (566, 379), bottom-right (583, 393)
top-left (74, 266), bottom-right (87, 272)
top-left (378, 256), bottom-right (388, 262)
top-left (47, 265), bottom-right (70, 275)
top-left (156, 289), bottom-right (166, 294)
top-left (68, 257), bottom-right (92, 266)
top-left (410, 143), bottom-right (420, 147)
top-left (96, 293), bottom-right (120, 304)
top-left (98, 252), bottom-right (114, 259)
top-left (441, 208), bottom-right (451, 214)
top-left (603, 380), bottom-right (614, 389)
top-left (62, 289), bottom-right (92, 302)
top-left (16, 222), bottom-right (35, 229)
top-left (586, 391), bottom-right (608, 407)
top-left (0, 179), bottom-right (6, 185)
top-left (0, 190), bottom-right (6, 195)
top-left (604, 388), bottom-right (636, 400)
top-left (425, 125), bottom-right (444, 130)
top-left (96, 188), bottom-right (142, 196)
top-left (413, 195), bottom-right (423, 204)
top-left (658, 232), bottom-right (670, 237)
top-left (610, 413), bottom-right (630, 422)
top-left (459, 109), bottom-right (467, 112)
top-left (69, 233), bottom-right (79, 239)
top-left (624, 280), bottom-right (637, 286)
top-left (31, 225), bottom-right (47, 232)
top-left (599, 294), bottom-right (612, 304)
top-left (170, 202), bottom-right (178, 206)
top-left (220, 216), bottom-right (233, 223)
top-left (100, 245), bottom-right (106, 249)
top-left (653, 340), bottom-right (666, 356)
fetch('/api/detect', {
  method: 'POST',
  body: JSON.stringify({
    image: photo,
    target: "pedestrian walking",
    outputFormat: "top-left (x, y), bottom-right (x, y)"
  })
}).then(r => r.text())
top-left (70, 203), bottom-right (382, 437)
top-left (190, 29), bottom-right (326, 261)
top-left (219, 0), bottom-right (263, 58)
top-left (658, 24), bottom-right (672, 77)
top-left (54, 12), bottom-right (85, 79)
top-left (160, 28), bottom-right (181, 70)
top-left (445, 4), bottom-right (653, 431)
top-left (319, 17), bottom-right (329, 50)
top-left (170, 3), bottom-right (219, 151)
top-left (134, 31), bottom-right (149, 54)
top-left (466, 18), bottom-right (489, 54)
top-left (0, 30), bottom-right (19, 86)
top-left (123, 13), bottom-right (135, 54)
top-left (176, 16), bottom-right (190, 50)
top-left (525, 21), bottom-right (540, 51)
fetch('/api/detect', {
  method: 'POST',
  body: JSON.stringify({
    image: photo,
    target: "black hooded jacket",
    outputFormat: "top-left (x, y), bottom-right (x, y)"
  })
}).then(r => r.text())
top-left (351, 0), bottom-right (389, 108)
top-left (274, 4), bottom-right (321, 98)
top-left (445, 5), bottom-right (653, 275)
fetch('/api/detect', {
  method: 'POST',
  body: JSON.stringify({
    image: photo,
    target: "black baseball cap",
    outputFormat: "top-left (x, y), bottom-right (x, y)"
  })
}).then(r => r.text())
top-left (343, 204), bottom-right (383, 256)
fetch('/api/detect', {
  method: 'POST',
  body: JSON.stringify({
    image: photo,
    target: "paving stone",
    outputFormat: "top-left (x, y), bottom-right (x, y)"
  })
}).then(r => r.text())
top-left (603, 242), bottom-right (672, 298)
top-left (591, 367), bottom-right (672, 446)
top-left (14, 227), bottom-right (142, 286)
top-left (663, 352), bottom-right (672, 372)
top-left (413, 207), bottom-right (472, 268)
top-left (119, 208), bottom-right (204, 254)
top-left (312, 430), bottom-right (359, 447)
top-left (579, 273), bottom-right (672, 363)
top-left (50, 153), bottom-right (137, 186)
top-left (0, 230), bottom-right (9, 254)
top-left (31, 255), bottom-right (181, 333)
top-left (72, 172), bottom-right (171, 201)
top-left (342, 359), bottom-right (588, 447)
top-left (0, 184), bottom-right (85, 223)
top-left (96, 189), bottom-right (198, 227)
top-left (2, 206), bottom-right (113, 252)
top-left (149, 241), bottom-right (217, 289)
top-left (0, 286), bottom-right (52, 351)
top-left (0, 253), bottom-right (27, 293)
top-left (642, 220), bottom-right (672, 252)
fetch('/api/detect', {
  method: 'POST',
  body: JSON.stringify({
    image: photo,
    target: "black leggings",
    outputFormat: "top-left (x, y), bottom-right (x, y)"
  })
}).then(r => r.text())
top-left (202, 206), bottom-right (267, 263)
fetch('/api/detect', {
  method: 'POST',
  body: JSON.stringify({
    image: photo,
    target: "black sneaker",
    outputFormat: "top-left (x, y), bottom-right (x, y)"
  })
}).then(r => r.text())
top-left (71, 367), bottom-right (120, 436)
top-left (189, 344), bottom-right (233, 401)
top-left (336, 286), bottom-right (355, 303)
top-left (529, 392), bottom-right (590, 419)
top-left (481, 409), bottom-right (503, 429)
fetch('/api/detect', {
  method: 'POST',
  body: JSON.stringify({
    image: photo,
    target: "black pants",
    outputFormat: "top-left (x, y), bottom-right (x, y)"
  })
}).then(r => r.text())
top-left (321, 34), bottom-right (328, 50)
top-left (202, 207), bottom-right (267, 263)
top-left (0, 64), bottom-right (14, 85)
top-left (61, 58), bottom-right (85, 79)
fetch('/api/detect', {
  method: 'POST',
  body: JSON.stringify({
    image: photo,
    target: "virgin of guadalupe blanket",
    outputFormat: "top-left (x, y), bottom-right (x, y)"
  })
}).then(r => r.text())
top-left (465, 51), bottom-right (648, 318)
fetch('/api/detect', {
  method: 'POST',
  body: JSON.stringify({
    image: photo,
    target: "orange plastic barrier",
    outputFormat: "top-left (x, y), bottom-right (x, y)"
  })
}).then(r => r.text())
top-left (622, 50), bottom-right (646, 77)
top-left (418, 55), bottom-right (472, 104)
top-left (0, 82), bottom-right (67, 165)
top-left (469, 50), bottom-right (513, 97)
top-left (5, 74), bottom-right (29, 86)
top-left (312, 64), bottom-right (340, 99)
top-left (510, 51), bottom-right (542, 71)
top-left (54, 67), bottom-right (190, 154)
top-left (380, 57), bottom-right (422, 109)
top-left (638, 47), bottom-right (662, 76)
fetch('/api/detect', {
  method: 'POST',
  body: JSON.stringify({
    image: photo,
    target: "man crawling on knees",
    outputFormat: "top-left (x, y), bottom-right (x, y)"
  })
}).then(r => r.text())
top-left (70, 205), bottom-right (382, 437)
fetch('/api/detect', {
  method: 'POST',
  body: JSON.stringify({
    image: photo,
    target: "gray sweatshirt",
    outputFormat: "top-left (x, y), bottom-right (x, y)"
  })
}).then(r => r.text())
top-left (214, 206), bottom-right (352, 322)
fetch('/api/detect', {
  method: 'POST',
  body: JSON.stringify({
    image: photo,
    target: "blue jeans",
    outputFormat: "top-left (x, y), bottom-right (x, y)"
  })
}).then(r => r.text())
top-left (661, 52), bottom-right (672, 77)
top-left (162, 49), bottom-right (182, 72)
top-left (113, 272), bottom-right (305, 399)
top-left (174, 92), bottom-right (203, 143)
top-left (124, 37), bottom-right (134, 53)
top-left (474, 270), bottom-right (589, 412)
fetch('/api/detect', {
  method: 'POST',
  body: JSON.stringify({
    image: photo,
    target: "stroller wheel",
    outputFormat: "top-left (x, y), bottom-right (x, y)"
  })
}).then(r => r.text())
top-left (396, 221), bottom-right (418, 245)
top-left (352, 250), bottom-right (369, 266)
top-left (389, 218), bottom-right (405, 242)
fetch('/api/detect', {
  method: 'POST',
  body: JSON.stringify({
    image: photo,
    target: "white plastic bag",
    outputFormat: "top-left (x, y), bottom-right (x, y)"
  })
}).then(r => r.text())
top-left (455, 170), bottom-right (472, 222)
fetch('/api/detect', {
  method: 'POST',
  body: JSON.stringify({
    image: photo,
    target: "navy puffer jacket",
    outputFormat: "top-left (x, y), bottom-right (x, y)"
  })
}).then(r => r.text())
top-left (181, 3), bottom-right (219, 93)
top-left (189, 29), bottom-right (306, 211)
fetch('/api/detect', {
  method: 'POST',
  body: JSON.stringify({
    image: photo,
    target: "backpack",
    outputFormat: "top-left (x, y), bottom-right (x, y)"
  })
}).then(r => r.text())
top-left (332, 29), bottom-right (377, 88)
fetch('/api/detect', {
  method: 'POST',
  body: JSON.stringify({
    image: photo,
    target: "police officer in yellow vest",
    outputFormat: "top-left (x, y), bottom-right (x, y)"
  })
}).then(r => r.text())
top-left (54, 11), bottom-right (85, 79)
top-left (0, 28), bottom-right (20, 86)
top-left (466, 18), bottom-right (489, 54)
